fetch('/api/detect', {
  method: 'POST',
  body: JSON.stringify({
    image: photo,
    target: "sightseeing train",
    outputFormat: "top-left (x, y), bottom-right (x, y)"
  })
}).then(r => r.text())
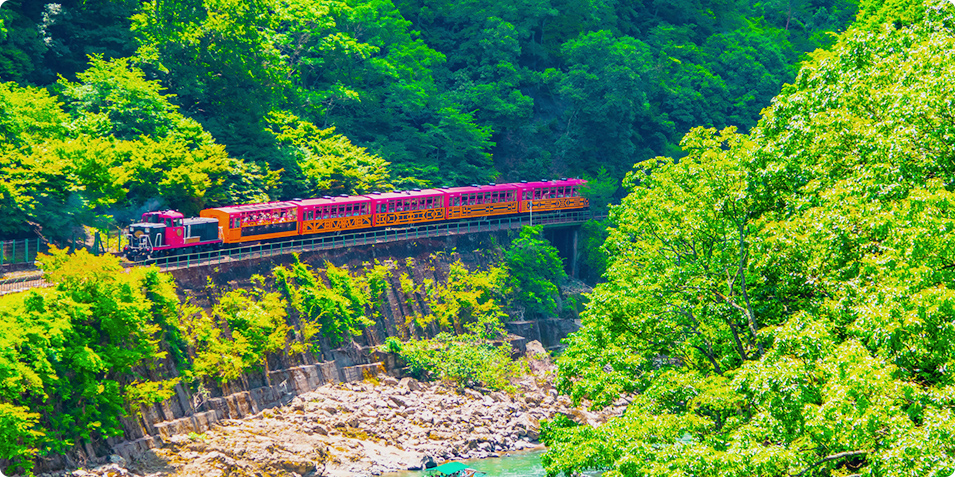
top-left (123, 179), bottom-right (589, 261)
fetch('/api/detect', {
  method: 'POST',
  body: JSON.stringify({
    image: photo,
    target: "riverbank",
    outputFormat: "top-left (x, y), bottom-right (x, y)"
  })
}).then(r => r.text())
top-left (30, 342), bottom-right (625, 477)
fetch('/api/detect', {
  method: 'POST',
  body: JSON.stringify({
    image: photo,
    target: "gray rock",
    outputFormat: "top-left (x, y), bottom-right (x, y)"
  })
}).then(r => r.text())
top-left (399, 377), bottom-right (423, 392)
top-left (420, 454), bottom-right (437, 469)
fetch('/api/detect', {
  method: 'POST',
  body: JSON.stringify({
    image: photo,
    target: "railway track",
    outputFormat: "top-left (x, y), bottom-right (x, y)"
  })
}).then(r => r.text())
top-left (0, 210), bottom-right (601, 295)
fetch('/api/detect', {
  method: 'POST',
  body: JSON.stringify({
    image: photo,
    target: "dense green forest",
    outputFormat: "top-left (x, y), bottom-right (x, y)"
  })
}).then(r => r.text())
top-left (1, 0), bottom-right (856, 239)
top-left (544, 0), bottom-right (955, 475)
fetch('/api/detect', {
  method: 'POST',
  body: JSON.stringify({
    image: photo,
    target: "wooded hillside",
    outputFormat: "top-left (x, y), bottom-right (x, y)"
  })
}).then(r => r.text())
top-left (0, 0), bottom-right (856, 239)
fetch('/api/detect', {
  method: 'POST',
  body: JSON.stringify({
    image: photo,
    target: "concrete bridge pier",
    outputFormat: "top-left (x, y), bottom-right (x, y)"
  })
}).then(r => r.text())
top-left (544, 226), bottom-right (579, 278)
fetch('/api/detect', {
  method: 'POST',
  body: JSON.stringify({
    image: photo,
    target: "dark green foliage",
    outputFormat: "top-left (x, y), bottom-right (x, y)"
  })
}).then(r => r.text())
top-left (505, 225), bottom-right (567, 317)
top-left (577, 219), bottom-right (609, 283)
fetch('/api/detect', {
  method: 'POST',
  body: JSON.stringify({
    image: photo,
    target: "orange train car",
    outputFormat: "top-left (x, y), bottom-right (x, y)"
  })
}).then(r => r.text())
top-left (200, 201), bottom-right (299, 244)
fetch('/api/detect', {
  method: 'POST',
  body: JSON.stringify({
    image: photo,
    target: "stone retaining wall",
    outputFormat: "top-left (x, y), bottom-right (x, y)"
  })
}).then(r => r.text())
top-left (107, 359), bottom-right (387, 463)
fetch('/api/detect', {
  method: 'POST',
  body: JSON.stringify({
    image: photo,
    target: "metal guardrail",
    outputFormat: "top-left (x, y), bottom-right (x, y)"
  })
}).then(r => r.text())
top-left (0, 210), bottom-right (603, 294)
top-left (151, 209), bottom-right (601, 271)
top-left (0, 272), bottom-right (48, 296)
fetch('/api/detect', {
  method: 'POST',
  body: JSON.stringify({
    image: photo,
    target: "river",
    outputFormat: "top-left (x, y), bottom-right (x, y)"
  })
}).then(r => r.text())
top-left (382, 448), bottom-right (603, 477)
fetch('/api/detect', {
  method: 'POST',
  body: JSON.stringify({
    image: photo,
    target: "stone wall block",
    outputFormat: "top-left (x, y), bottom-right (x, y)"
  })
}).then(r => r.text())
top-left (319, 361), bottom-right (339, 384)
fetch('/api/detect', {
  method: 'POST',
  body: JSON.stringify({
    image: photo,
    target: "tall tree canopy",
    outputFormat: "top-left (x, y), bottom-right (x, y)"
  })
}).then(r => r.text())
top-left (547, 2), bottom-right (955, 476)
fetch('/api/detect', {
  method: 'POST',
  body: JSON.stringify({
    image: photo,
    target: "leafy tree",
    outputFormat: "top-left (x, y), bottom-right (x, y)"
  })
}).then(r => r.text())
top-left (273, 255), bottom-right (374, 348)
top-left (384, 332), bottom-right (522, 391)
top-left (505, 225), bottom-right (567, 317)
top-left (547, 5), bottom-right (955, 477)
top-left (418, 261), bottom-right (507, 335)
top-left (0, 248), bottom-right (182, 474)
top-left (195, 280), bottom-right (291, 386)
top-left (267, 111), bottom-right (394, 197)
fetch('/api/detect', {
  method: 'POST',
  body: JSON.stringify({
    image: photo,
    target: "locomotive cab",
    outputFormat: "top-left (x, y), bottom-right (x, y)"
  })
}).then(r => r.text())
top-left (125, 211), bottom-right (183, 260)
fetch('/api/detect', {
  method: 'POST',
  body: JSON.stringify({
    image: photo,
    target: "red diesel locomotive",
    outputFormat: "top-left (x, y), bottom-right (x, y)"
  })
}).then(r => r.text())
top-left (124, 179), bottom-right (588, 261)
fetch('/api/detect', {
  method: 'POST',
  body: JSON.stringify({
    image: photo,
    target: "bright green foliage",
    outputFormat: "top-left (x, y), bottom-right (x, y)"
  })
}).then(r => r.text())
top-left (273, 255), bottom-right (374, 348)
top-left (856, 0), bottom-right (929, 30)
top-left (0, 403), bottom-right (43, 474)
top-left (0, 248), bottom-right (182, 474)
top-left (385, 332), bottom-right (522, 391)
top-left (0, 59), bottom-right (251, 239)
top-left (419, 261), bottom-right (506, 335)
top-left (267, 111), bottom-right (394, 196)
top-left (548, 5), bottom-right (955, 477)
top-left (505, 226), bottom-right (566, 317)
top-left (182, 276), bottom-right (300, 384)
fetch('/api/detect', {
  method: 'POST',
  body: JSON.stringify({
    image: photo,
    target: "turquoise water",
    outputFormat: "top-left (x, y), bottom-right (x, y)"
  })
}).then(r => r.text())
top-left (383, 449), bottom-right (602, 477)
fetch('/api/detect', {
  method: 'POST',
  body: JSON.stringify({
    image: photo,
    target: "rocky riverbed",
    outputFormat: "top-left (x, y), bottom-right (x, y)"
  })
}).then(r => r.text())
top-left (33, 342), bottom-right (626, 477)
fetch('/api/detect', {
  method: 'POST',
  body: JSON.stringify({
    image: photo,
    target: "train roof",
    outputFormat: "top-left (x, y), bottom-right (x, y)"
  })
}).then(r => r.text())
top-left (519, 178), bottom-right (587, 188)
top-left (441, 183), bottom-right (519, 195)
top-left (143, 210), bottom-right (185, 219)
top-left (366, 189), bottom-right (446, 200)
top-left (293, 196), bottom-right (372, 207)
top-left (207, 201), bottom-right (299, 214)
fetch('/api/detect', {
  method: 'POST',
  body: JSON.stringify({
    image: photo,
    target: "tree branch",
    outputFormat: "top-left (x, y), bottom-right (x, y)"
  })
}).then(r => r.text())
top-left (794, 451), bottom-right (868, 477)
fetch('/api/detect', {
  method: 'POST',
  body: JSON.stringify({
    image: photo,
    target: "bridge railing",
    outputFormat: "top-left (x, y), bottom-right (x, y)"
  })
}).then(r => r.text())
top-left (152, 209), bottom-right (601, 271)
top-left (1, 210), bottom-right (604, 294)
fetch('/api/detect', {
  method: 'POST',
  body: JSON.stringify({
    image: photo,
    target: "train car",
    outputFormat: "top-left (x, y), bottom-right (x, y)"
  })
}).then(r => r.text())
top-left (294, 196), bottom-right (373, 235)
top-left (200, 201), bottom-right (299, 244)
top-left (444, 184), bottom-right (520, 220)
top-left (368, 189), bottom-right (447, 227)
top-left (124, 210), bottom-right (221, 260)
top-left (517, 179), bottom-right (588, 213)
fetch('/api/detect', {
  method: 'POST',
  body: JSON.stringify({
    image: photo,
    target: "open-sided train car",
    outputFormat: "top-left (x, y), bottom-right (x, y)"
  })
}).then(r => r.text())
top-left (368, 189), bottom-right (447, 227)
top-left (200, 201), bottom-right (299, 244)
top-left (295, 195), bottom-right (373, 235)
top-left (444, 184), bottom-right (519, 220)
top-left (517, 179), bottom-right (588, 213)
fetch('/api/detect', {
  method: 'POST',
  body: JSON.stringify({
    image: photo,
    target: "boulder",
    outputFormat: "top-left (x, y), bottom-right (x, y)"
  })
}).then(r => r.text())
top-left (399, 377), bottom-right (423, 392)
top-left (519, 415), bottom-right (541, 440)
top-left (420, 454), bottom-right (437, 469)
